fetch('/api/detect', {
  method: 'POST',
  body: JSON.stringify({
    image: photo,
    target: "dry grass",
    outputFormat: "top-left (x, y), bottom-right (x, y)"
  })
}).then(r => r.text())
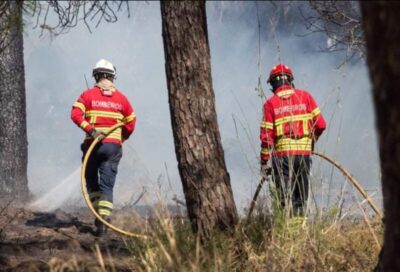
top-left (122, 205), bottom-right (382, 272)
top-left (19, 203), bottom-right (382, 271)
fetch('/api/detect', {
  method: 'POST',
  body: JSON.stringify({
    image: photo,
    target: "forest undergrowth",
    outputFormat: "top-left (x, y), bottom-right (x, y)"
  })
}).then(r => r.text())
top-left (120, 203), bottom-right (382, 272)
top-left (2, 194), bottom-right (382, 272)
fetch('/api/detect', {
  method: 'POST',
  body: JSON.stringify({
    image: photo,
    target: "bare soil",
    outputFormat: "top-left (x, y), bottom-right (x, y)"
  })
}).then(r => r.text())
top-left (0, 206), bottom-right (136, 271)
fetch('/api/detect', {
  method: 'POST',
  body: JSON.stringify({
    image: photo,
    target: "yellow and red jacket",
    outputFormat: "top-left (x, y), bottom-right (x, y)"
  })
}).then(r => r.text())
top-left (260, 85), bottom-right (326, 161)
top-left (71, 86), bottom-right (136, 144)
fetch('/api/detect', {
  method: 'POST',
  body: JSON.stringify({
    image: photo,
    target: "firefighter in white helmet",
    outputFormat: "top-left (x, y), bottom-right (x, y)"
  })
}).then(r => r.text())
top-left (71, 59), bottom-right (136, 236)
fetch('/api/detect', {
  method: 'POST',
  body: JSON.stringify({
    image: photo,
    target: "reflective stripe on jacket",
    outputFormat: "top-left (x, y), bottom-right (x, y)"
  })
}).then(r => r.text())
top-left (260, 85), bottom-right (326, 161)
top-left (71, 86), bottom-right (136, 144)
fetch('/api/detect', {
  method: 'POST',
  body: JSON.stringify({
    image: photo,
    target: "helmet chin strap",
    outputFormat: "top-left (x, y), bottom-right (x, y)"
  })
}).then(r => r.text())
top-left (269, 75), bottom-right (295, 92)
top-left (271, 79), bottom-right (289, 91)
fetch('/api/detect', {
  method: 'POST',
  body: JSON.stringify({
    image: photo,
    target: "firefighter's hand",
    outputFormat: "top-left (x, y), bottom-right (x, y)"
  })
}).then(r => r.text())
top-left (89, 129), bottom-right (106, 140)
top-left (260, 161), bottom-right (272, 179)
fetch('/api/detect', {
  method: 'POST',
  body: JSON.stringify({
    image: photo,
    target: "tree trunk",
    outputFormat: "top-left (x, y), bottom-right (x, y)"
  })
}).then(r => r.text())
top-left (0, 1), bottom-right (29, 203)
top-left (160, 1), bottom-right (238, 238)
top-left (361, 2), bottom-right (400, 271)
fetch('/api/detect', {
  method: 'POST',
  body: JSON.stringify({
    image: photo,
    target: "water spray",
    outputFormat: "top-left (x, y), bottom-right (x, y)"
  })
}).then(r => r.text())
top-left (29, 168), bottom-right (81, 211)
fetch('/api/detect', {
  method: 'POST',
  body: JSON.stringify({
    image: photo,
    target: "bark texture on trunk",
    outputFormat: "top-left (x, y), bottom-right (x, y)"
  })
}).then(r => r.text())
top-left (160, 1), bottom-right (238, 237)
top-left (0, 1), bottom-right (29, 202)
top-left (361, 2), bottom-right (400, 271)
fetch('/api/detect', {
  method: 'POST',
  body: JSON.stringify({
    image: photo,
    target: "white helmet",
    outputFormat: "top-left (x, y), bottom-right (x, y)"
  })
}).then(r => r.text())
top-left (92, 59), bottom-right (116, 78)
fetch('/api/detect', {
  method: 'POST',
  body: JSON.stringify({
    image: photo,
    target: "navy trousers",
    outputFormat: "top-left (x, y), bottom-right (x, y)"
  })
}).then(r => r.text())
top-left (81, 142), bottom-right (122, 217)
top-left (271, 155), bottom-right (311, 216)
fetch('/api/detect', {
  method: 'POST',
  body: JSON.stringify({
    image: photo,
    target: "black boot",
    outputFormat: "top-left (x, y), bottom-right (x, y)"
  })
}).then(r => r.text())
top-left (94, 217), bottom-right (110, 237)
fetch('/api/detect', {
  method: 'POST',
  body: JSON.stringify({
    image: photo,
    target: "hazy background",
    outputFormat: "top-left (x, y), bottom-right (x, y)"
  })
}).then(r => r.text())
top-left (24, 2), bottom-right (380, 214)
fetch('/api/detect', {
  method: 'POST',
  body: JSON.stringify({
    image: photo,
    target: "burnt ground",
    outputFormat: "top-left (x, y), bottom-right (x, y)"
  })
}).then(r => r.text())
top-left (0, 206), bottom-right (139, 271)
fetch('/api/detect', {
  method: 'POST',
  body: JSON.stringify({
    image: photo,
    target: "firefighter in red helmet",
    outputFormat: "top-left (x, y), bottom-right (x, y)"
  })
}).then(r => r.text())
top-left (260, 64), bottom-right (326, 217)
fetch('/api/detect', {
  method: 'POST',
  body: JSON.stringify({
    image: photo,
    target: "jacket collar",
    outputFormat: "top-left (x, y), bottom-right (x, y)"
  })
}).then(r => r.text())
top-left (274, 85), bottom-right (294, 97)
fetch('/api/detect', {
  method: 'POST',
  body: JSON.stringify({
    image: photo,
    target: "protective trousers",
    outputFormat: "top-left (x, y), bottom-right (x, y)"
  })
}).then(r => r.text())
top-left (81, 142), bottom-right (122, 218)
top-left (271, 155), bottom-right (310, 216)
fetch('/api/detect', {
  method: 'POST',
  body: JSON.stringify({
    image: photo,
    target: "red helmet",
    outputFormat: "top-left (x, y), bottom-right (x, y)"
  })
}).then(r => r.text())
top-left (267, 64), bottom-right (294, 83)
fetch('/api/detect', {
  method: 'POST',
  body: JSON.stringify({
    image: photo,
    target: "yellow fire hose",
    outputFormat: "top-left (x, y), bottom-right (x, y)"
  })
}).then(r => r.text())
top-left (81, 123), bottom-right (149, 239)
top-left (312, 151), bottom-right (382, 218)
top-left (247, 151), bottom-right (383, 221)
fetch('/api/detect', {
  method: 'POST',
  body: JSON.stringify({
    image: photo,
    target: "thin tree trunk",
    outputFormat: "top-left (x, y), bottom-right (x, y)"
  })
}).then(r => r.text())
top-left (160, 1), bottom-right (238, 238)
top-left (0, 1), bottom-right (29, 203)
top-left (361, 2), bottom-right (400, 270)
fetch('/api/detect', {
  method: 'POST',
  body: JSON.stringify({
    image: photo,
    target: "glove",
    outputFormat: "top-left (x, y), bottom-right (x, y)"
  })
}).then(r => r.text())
top-left (89, 128), bottom-right (106, 140)
top-left (260, 160), bottom-right (272, 179)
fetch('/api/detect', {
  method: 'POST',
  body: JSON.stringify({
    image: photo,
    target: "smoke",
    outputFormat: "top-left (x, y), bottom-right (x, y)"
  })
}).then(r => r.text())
top-left (23, 2), bottom-right (380, 212)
